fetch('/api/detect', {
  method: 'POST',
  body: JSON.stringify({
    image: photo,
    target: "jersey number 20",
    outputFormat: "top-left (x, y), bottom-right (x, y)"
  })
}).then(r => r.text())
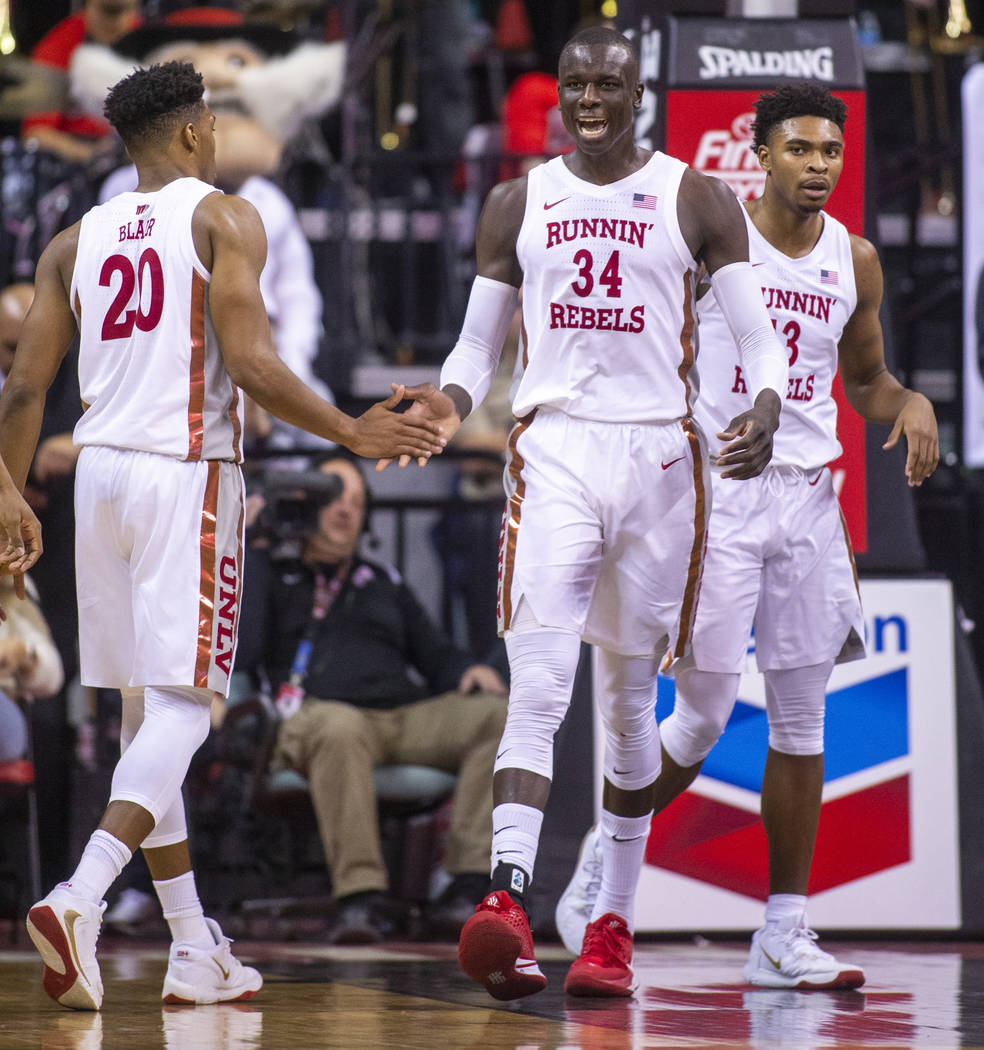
top-left (100, 249), bottom-right (164, 340)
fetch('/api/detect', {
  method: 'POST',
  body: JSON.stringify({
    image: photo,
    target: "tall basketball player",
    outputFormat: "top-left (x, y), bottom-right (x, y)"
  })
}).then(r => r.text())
top-left (556, 83), bottom-right (938, 991)
top-left (0, 61), bottom-right (445, 1011)
top-left (380, 27), bottom-right (790, 999)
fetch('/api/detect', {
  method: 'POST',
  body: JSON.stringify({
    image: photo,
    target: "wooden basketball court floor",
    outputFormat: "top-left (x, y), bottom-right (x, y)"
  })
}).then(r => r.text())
top-left (2, 925), bottom-right (983, 1049)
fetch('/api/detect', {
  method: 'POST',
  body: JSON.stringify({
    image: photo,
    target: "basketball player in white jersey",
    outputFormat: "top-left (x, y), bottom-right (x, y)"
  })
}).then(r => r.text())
top-left (0, 61), bottom-right (445, 1012)
top-left (380, 27), bottom-right (790, 999)
top-left (556, 83), bottom-right (938, 989)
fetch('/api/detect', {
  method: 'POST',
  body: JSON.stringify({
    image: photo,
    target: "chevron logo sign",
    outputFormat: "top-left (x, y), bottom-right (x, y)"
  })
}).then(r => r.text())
top-left (622, 579), bottom-right (960, 930)
top-left (644, 669), bottom-right (911, 900)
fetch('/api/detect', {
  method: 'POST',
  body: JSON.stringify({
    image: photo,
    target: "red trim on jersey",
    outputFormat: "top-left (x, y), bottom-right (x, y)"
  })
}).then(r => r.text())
top-left (676, 272), bottom-right (697, 414)
top-left (672, 418), bottom-right (707, 658)
top-left (498, 410), bottom-right (536, 631)
top-left (187, 271), bottom-right (206, 460)
top-left (227, 385), bottom-right (243, 463)
top-left (195, 462), bottom-right (220, 688)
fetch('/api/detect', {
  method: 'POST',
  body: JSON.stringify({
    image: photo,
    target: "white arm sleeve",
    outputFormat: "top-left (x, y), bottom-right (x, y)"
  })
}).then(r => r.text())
top-left (711, 261), bottom-right (788, 399)
top-left (440, 276), bottom-right (519, 412)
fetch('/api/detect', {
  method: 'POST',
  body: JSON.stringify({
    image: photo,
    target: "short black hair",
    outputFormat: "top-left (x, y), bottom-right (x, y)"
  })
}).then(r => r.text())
top-left (103, 61), bottom-right (205, 151)
top-left (751, 83), bottom-right (848, 151)
top-left (560, 26), bottom-right (639, 73)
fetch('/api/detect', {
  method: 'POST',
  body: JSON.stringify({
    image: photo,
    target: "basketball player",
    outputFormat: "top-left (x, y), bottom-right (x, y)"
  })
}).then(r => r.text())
top-left (381, 27), bottom-right (790, 999)
top-left (555, 83), bottom-right (938, 990)
top-left (0, 61), bottom-right (445, 1012)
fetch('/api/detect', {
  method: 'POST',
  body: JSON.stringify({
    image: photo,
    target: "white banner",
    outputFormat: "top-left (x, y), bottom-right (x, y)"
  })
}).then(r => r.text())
top-left (592, 578), bottom-right (960, 930)
top-left (963, 65), bottom-right (984, 465)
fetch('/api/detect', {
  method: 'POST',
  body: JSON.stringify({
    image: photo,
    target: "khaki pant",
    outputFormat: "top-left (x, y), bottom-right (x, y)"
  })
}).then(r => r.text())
top-left (274, 691), bottom-right (506, 899)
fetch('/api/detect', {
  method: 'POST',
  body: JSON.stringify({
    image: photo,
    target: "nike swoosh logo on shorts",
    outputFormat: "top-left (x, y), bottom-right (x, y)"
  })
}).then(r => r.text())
top-left (808, 470), bottom-right (824, 486)
top-left (661, 456), bottom-right (686, 470)
top-left (544, 197), bottom-right (570, 210)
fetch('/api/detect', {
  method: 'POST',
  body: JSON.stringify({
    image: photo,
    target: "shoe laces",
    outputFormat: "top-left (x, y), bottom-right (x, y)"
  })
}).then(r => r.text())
top-left (782, 925), bottom-right (833, 963)
top-left (581, 854), bottom-right (603, 901)
top-left (582, 917), bottom-right (630, 964)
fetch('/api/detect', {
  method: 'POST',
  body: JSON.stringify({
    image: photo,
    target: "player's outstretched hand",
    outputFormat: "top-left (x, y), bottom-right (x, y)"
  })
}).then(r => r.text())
top-left (0, 490), bottom-right (42, 619)
top-left (883, 391), bottom-right (938, 487)
top-left (350, 384), bottom-right (447, 461)
top-left (717, 390), bottom-right (781, 480)
top-left (376, 383), bottom-right (461, 471)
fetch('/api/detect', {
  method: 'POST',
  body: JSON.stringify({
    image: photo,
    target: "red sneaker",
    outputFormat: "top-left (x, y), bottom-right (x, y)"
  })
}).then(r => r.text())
top-left (457, 891), bottom-right (547, 1001)
top-left (564, 912), bottom-right (635, 997)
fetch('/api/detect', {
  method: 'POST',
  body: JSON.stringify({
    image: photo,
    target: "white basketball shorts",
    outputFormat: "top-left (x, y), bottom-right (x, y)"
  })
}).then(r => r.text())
top-left (497, 408), bottom-right (710, 657)
top-left (75, 445), bottom-right (245, 693)
top-left (689, 464), bottom-right (866, 673)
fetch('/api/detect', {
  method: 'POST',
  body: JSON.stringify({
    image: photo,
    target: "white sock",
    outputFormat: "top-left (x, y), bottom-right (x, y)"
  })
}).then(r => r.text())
top-left (153, 871), bottom-right (212, 948)
top-left (490, 802), bottom-right (544, 882)
top-left (66, 829), bottom-right (132, 905)
top-left (765, 893), bottom-right (808, 930)
top-left (590, 810), bottom-right (652, 930)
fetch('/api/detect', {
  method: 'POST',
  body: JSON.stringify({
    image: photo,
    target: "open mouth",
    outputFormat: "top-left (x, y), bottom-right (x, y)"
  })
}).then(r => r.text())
top-left (802, 180), bottom-right (828, 193)
top-left (577, 117), bottom-right (608, 138)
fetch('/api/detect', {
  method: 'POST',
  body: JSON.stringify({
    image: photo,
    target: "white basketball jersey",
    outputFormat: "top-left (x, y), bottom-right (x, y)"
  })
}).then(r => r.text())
top-left (696, 207), bottom-right (858, 469)
top-left (513, 152), bottom-right (699, 423)
top-left (72, 177), bottom-right (243, 462)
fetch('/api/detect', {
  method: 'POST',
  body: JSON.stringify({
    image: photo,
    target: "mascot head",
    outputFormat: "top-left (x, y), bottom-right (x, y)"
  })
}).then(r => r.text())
top-left (71, 6), bottom-right (345, 187)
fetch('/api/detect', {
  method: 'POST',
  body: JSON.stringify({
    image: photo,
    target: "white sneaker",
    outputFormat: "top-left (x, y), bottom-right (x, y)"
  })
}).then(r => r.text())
top-left (104, 888), bottom-right (158, 930)
top-left (555, 825), bottom-right (602, 954)
top-left (744, 923), bottom-right (865, 990)
top-left (26, 883), bottom-right (107, 1010)
top-left (162, 917), bottom-right (263, 1005)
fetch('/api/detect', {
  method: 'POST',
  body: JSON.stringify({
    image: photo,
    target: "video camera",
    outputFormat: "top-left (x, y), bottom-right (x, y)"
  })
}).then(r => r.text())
top-left (251, 469), bottom-right (344, 542)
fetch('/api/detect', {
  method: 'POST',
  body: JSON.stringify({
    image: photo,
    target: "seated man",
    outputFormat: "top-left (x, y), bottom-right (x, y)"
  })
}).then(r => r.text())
top-left (240, 452), bottom-right (508, 942)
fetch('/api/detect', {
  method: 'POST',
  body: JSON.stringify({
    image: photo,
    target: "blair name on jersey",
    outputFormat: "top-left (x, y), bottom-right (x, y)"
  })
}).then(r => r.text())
top-left (549, 302), bottom-right (646, 333)
top-left (118, 218), bottom-right (156, 242)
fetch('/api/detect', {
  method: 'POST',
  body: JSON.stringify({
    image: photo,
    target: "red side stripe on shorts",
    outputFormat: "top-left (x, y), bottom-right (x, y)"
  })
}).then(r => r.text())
top-left (498, 410), bottom-right (536, 632)
top-left (838, 501), bottom-right (861, 594)
top-left (195, 462), bottom-right (220, 688)
top-left (673, 418), bottom-right (708, 658)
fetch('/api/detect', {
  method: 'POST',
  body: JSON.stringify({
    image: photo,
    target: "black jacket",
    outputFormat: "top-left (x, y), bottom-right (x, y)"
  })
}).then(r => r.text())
top-left (240, 551), bottom-right (483, 710)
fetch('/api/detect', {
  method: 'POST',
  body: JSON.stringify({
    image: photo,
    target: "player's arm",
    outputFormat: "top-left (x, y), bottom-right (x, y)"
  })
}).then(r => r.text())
top-left (0, 225), bottom-right (77, 489)
top-left (377, 177), bottom-right (526, 471)
top-left (0, 225), bottom-right (79, 576)
top-left (198, 194), bottom-right (444, 461)
top-left (839, 235), bottom-right (938, 486)
top-left (679, 171), bottom-right (787, 479)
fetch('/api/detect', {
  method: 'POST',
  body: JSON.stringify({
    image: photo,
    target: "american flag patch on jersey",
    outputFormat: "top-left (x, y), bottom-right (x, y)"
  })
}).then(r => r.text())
top-left (632, 193), bottom-right (659, 210)
top-left (820, 268), bottom-right (838, 285)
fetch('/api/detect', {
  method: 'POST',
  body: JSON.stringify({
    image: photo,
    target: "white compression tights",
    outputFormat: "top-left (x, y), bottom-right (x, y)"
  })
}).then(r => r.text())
top-left (595, 648), bottom-right (662, 791)
top-left (663, 659), bottom-right (836, 767)
top-left (496, 600), bottom-right (582, 780)
top-left (113, 685), bottom-right (213, 843)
